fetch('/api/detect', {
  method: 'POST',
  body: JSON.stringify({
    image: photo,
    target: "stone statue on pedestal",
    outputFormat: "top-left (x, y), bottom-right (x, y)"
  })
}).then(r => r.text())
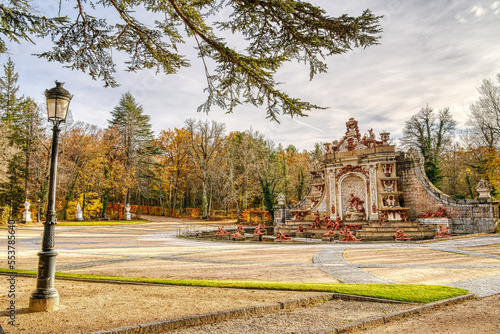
top-left (22, 200), bottom-right (32, 223)
top-left (75, 203), bottom-right (83, 221)
top-left (124, 203), bottom-right (131, 220)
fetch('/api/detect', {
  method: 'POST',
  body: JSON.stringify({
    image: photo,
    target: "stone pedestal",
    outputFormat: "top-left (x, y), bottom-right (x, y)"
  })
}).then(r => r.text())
top-left (28, 295), bottom-right (59, 312)
top-left (216, 234), bottom-right (230, 240)
top-left (252, 234), bottom-right (263, 241)
top-left (22, 210), bottom-right (32, 223)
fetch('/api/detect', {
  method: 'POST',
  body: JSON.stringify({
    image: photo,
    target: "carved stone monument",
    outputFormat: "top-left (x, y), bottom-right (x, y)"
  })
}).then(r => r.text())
top-left (124, 203), bottom-right (131, 221)
top-left (273, 117), bottom-right (498, 240)
top-left (75, 203), bottom-right (83, 221)
top-left (22, 200), bottom-right (32, 223)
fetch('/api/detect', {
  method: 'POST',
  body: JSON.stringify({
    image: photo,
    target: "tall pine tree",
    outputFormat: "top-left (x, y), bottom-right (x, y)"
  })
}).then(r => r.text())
top-left (108, 92), bottom-right (154, 205)
top-left (0, 59), bottom-right (46, 216)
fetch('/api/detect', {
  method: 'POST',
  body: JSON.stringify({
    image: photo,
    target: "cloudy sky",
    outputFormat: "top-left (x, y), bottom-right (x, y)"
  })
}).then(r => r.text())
top-left (2, 0), bottom-right (500, 150)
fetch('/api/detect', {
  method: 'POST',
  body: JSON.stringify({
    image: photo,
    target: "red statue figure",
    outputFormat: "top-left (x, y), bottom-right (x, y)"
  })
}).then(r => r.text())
top-left (339, 226), bottom-right (364, 242)
top-left (398, 210), bottom-right (410, 222)
top-left (276, 231), bottom-right (291, 241)
top-left (312, 210), bottom-right (321, 229)
top-left (435, 225), bottom-right (451, 238)
top-left (378, 210), bottom-right (388, 222)
top-left (419, 207), bottom-right (450, 218)
top-left (216, 226), bottom-right (229, 235)
top-left (333, 214), bottom-right (342, 230)
top-left (322, 229), bottom-right (335, 239)
top-left (394, 227), bottom-right (411, 240)
top-left (324, 216), bottom-right (333, 229)
top-left (348, 193), bottom-right (365, 213)
top-left (254, 223), bottom-right (264, 235)
top-left (231, 231), bottom-right (244, 239)
top-left (292, 211), bottom-right (303, 221)
top-left (296, 224), bottom-right (305, 233)
top-left (237, 222), bottom-right (245, 233)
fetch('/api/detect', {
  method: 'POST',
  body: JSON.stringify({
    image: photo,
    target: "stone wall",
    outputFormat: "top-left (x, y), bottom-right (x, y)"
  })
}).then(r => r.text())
top-left (398, 149), bottom-right (499, 234)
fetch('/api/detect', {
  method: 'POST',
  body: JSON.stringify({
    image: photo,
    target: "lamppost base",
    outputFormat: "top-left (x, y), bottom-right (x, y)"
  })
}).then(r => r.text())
top-left (29, 290), bottom-right (59, 312)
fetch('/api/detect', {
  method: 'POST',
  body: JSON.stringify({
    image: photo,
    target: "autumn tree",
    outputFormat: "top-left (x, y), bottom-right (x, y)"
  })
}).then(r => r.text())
top-left (284, 146), bottom-right (312, 203)
top-left (185, 118), bottom-right (226, 219)
top-left (57, 122), bottom-right (103, 219)
top-left (254, 137), bottom-right (281, 219)
top-left (400, 105), bottom-right (456, 188)
top-left (155, 127), bottom-right (191, 214)
top-left (1, 1), bottom-right (381, 119)
top-left (100, 127), bottom-right (131, 218)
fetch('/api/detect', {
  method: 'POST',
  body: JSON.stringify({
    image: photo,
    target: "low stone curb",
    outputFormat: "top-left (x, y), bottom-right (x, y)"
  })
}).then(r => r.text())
top-left (85, 292), bottom-right (416, 334)
top-left (317, 293), bottom-right (476, 334)
top-left (86, 293), bottom-right (331, 334)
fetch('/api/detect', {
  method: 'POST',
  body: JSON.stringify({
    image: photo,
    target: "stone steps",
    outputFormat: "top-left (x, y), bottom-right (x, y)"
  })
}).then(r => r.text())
top-left (362, 226), bottom-right (432, 232)
top-left (276, 219), bottom-right (436, 241)
top-left (369, 221), bottom-right (424, 227)
top-left (357, 229), bottom-right (436, 241)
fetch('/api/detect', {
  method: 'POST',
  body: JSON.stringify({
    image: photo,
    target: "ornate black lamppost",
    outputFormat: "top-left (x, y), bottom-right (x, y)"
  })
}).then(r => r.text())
top-left (29, 82), bottom-right (72, 312)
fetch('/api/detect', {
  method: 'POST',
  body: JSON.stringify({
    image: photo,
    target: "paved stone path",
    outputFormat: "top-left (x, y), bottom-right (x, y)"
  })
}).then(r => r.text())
top-left (313, 248), bottom-right (396, 284)
top-left (310, 234), bottom-right (500, 297)
top-left (447, 274), bottom-right (500, 297)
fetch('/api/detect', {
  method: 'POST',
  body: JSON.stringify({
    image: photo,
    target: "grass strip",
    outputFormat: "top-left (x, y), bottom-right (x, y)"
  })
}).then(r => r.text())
top-left (0, 268), bottom-right (468, 303)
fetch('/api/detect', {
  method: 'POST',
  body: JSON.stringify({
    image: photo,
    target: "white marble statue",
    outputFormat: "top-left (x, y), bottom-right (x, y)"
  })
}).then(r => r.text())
top-left (75, 202), bottom-right (83, 221)
top-left (22, 200), bottom-right (32, 223)
top-left (124, 203), bottom-right (131, 220)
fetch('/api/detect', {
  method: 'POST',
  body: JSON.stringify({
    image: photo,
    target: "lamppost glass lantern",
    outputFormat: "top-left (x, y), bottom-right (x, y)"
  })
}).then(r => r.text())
top-left (45, 81), bottom-right (72, 124)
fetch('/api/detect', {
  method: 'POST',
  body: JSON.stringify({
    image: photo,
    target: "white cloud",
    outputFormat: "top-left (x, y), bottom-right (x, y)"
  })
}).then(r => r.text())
top-left (471, 5), bottom-right (487, 17)
top-left (455, 14), bottom-right (468, 23)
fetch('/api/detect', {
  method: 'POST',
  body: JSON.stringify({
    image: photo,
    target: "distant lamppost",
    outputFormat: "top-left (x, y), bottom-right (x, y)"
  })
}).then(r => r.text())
top-left (29, 82), bottom-right (72, 312)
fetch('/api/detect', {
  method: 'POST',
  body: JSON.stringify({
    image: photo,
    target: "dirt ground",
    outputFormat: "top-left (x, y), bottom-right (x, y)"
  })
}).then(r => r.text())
top-left (65, 259), bottom-right (339, 283)
top-left (0, 276), bottom-right (320, 333)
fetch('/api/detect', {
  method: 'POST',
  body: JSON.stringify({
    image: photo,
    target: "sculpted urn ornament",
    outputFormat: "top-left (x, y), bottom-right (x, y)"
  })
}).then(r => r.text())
top-left (276, 193), bottom-right (286, 206)
top-left (476, 179), bottom-right (492, 199)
